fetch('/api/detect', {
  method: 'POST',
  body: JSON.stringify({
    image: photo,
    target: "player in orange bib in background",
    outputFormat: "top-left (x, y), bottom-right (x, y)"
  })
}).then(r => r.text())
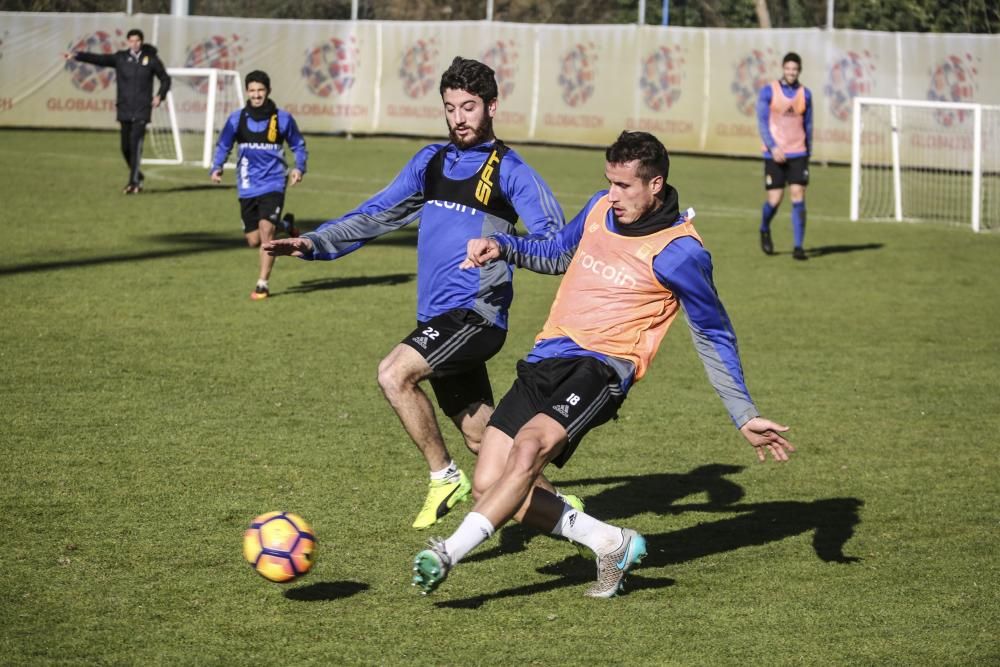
top-left (412, 131), bottom-right (795, 599)
top-left (757, 52), bottom-right (812, 260)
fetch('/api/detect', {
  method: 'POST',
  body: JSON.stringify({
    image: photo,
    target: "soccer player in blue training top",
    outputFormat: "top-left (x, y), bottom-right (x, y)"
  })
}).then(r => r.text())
top-left (757, 52), bottom-right (812, 260)
top-left (411, 131), bottom-right (795, 598)
top-left (64, 28), bottom-right (171, 194)
top-left (266, 57), bottom-right (569, 530)
top-left (210, 70), bottom-right (307, 300)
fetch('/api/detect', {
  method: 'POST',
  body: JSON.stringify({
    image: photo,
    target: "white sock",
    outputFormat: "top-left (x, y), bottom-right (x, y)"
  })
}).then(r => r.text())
top-left (551, 503), bottom-right (623, 555)
top-left (430, 460), bottom-right (459, 482)
top-left (443, 512), bottom-right (494, 564)
top-left (256, 279), bottom-right (268, 289)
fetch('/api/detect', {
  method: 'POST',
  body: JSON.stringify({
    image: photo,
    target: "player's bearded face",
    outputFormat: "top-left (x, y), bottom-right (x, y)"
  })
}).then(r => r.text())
top-left (246, 81), bottom-right (269, 108)
top-left (605, 160), bottom-right (664, 224)
top-left (443, 88), bottom-right (496, 149)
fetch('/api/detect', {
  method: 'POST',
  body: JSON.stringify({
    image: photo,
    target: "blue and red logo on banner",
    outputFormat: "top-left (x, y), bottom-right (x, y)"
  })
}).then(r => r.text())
top-left (928, 54), bottom-right (979, 127)
top-left (399, 39), bottom-right (438, 99)
top-left (302, 37), bottom-right (359, 98)
top-left (824, 50), bottom-right (877, 122)
top-left (64, 29), bottom-right (126, 92)
top-left (640, 45), bottom-right (684, 112)
top-left (183, 34), bottom-right (244, 94)
top-left (558, 43), bottom-right (597, 108)
top-left (481, 40), bottom-right (518, 99)
top-left (731, 48), bottom-right (777, 117)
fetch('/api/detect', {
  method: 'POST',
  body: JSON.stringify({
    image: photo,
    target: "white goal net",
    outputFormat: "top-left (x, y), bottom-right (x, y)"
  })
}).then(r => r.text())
top-left (850, 97), bottom-right (1000, 232)
top-left (145, 68), bottom-right (244, 169)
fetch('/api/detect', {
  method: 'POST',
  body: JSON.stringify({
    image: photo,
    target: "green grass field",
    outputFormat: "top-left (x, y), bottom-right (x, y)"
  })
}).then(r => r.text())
top-left (2, 129), bottom-right (998, 665)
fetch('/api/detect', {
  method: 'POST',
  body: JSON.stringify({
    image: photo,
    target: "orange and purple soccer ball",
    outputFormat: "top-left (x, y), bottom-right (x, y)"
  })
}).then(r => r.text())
top-left (242, 511), bottom-right (317, 583)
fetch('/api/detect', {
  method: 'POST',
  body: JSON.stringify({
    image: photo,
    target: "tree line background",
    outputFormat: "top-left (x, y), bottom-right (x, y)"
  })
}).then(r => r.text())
top-left (2, 0), bottom-right (997, 33)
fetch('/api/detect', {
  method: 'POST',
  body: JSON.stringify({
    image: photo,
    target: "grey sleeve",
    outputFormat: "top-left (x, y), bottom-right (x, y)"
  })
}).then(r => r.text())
top-left (303, 191), bottom-right (424, 257)
top-left (682, 310), bottom-right (759, 428)
top-left (498, 241), bottom-right (575, 275)
top-left (494, 215), bottom-right (584, 276)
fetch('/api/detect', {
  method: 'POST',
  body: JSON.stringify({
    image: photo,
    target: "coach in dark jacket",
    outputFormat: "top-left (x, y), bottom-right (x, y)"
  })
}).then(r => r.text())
top-left (66, 28), bottom-right (171, 194)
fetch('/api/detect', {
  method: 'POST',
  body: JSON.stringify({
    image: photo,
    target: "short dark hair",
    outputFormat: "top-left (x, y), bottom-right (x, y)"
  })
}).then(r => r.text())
top-left (783, 52), bottom-right (802, 67)
top-left (605, 131), bottom-right (670, 183)
top-left (126, 28), bottom-right (144, 41)
top-left (245, 70), bottom-right (271, 91)
top-left (439, 57), bottom-right (498, 104)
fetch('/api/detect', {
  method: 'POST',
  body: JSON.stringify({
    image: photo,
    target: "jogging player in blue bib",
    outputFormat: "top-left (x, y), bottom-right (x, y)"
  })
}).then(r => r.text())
top-left (211, 70), bottom-right (308, 300)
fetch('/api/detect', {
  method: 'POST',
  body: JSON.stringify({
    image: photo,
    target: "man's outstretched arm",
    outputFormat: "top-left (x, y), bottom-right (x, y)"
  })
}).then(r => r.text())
top-left (269, 146), bottom-right (438, 261)
top-left (657, 240), bottom-right (795, 462)
top-left (67, 51), bottom-right (116, 67)
top-left (460, 192), bottom-right (602, 273)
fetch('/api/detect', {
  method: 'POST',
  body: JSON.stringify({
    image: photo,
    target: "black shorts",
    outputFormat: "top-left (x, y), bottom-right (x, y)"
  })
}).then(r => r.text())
top-left (401, 309), bottom-right (506, 417)
top-left (239, 191), bottom-right (285, 233)
top-left (764, 156), bottom-right (810, 190)
top-left (488, 356), bottom-right (624, 468)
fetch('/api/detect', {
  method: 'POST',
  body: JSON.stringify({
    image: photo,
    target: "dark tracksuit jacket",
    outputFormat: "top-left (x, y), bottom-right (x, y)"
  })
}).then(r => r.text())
top-left (74, 44), bottom-right (171, 123)
top-left (73, 44), bottom-right (171, 185)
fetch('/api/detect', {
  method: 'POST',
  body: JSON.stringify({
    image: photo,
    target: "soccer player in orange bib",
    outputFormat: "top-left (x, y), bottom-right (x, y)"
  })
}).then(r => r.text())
top-left (757, 52), bottom-right (812, 260)
top-left (412, 131), bottom-right (795, 598)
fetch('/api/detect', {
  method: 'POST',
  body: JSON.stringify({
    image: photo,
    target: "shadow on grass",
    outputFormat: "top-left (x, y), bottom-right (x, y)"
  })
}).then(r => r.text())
top-left (279, 273), bottom-right (415, 296)
top-left (766, 243), bottom-right (885, 259)
top-left (283, 218), bottom-right (327, 235)
top-left (441, 464), bottom-right (862, 608)
top-left (141, 184), bottom-right (236, 194)
top-left (0, 231), bottom-right (244, 277)
top-left (806, 242), bottom-right (884, 257)
top-left (436, 555), bottom-right (676, 610)
top-left (283, 580), bottom-right (369, 602)
top-left (0, 220), bottom-right (414, 282)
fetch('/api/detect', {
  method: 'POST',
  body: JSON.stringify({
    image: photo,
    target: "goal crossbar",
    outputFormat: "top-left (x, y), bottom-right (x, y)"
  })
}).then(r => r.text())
top-left (144, 68), bottom-right (244, 168)
top-left (850, 96), bottom-right (998, 232)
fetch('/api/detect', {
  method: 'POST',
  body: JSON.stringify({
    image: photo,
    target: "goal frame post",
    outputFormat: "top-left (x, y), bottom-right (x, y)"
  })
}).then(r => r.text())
top-left (143, 67), bottom-right (245, 169)
top-left (850, 96), bottom-right (988, 232)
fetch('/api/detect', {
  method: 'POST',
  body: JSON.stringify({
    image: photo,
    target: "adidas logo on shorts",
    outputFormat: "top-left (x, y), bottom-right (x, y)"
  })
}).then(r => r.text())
top-left (413, 336), bottom-right (429, 349)
top-left (552, 404), bottom-right (570, 418)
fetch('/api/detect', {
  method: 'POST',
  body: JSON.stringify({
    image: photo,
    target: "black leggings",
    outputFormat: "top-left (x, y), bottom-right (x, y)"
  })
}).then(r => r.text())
top-left (119, 120), bottom-right (147, 187)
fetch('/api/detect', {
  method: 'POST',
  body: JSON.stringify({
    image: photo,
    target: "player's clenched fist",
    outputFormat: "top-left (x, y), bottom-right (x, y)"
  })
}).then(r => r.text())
top-left (460, 238), bottom-right (500, 269)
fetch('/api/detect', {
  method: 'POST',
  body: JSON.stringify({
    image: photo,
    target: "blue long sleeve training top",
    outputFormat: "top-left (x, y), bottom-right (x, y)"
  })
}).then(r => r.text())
top-left (300, 140), bottom-right (564, 329)
top-left (210, 108), bottom-right (308, 198)
top-left (493, 191), bottom-right (759, 428)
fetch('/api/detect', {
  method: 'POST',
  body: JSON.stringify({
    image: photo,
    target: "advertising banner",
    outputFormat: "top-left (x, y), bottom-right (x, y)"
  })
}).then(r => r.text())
top-left (2, 13), bottom-right (157, 130)
top-left (1, 12), bottom-right (998, 163)
top-left (625, 26), bottom-right (706, 153)
top-left (532, 24), bottom-right (635, 146)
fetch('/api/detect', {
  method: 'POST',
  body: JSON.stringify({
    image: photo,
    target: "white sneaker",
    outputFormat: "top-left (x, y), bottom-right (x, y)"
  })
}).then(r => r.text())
top-left (585, 528), bottom-right (646, 599)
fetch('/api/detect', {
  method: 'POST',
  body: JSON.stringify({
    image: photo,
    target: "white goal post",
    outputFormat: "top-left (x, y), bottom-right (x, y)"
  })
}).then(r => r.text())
top-left (144, 68), bottom-right (245, 169)
top-left (850, 96), bottom-right (1000, 233)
